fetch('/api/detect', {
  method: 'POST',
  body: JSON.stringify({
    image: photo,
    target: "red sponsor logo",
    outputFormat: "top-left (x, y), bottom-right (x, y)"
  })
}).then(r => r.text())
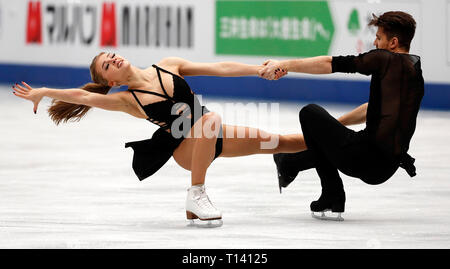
top-left (101, 2), bottom-right (117, 47)
top-left (26, 1), bottom-right (42, 44)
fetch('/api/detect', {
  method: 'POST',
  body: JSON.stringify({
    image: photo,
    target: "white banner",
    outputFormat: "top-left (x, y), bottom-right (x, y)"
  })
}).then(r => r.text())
top-left (447, 0), bottom-right (450, 64)
top-left (328, 0), bottom-right (422, 56)
top-left (0, 0), bottom-right (449, 83)
top-left (0, 0), bottom-right (214, 67)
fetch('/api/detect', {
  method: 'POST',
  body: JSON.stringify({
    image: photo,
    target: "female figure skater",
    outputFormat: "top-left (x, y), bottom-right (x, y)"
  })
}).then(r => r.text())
top-left (12, 53), bottom-right (303, 227)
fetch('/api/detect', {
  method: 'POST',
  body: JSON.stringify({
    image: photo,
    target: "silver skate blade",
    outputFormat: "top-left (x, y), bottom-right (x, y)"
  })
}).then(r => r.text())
top-left (311, 211), bottom-right (344, 221)
top-left (186, 218), bottom-right (223, 228)
top-left (277, 172), bottom-right (282, 194)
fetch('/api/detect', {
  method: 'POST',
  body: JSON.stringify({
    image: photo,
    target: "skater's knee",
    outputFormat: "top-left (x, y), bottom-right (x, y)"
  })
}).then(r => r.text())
top-left (299, 104), bottom-right (321, 117)
top-left (196, 112), bottom-right (222, 139)
top-left (201, 112), bottom-right (222, 126)
top-left (299, 104), bottom-right (320, 124)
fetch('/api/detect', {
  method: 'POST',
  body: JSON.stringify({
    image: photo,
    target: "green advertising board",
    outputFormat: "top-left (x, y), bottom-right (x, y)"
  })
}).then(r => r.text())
top-left (216, 0), bottom-right (335, 57)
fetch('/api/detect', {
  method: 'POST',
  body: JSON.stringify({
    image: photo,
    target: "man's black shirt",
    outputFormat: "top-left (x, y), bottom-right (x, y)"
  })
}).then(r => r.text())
top-left (331, 49), bottom-right (424, 159)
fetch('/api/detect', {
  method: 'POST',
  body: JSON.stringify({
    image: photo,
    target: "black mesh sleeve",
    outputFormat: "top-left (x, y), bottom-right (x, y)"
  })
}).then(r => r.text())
top-left (332, 55), bottom-right (357, 73)
top-left (332, 49), bottom-right (390, 76)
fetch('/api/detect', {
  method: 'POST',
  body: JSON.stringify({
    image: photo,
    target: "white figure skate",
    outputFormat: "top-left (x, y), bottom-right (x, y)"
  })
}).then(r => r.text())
top-left (186, 185), bottom-right (223, 228)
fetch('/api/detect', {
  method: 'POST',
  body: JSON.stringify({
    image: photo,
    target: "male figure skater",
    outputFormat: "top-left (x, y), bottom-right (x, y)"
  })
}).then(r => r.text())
top-left (259, 11), bottom-right (424, 220)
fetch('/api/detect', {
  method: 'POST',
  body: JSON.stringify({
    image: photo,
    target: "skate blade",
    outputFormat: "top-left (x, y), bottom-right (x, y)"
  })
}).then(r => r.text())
top-left (187, 218), bottom-right (223, 228)
top-left (277, 173), bottom-right (292, 194)
top-left (311, 211), bottom-right (344, 221)
top-left (277, 171), bottom-right (296, 194)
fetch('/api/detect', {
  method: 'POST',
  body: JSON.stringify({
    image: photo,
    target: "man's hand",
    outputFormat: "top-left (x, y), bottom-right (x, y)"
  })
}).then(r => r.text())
top-left (258, 59), bottom-right (288, 80)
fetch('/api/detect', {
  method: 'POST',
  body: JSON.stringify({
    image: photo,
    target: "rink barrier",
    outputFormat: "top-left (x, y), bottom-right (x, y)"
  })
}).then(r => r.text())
top-left (1, 62), bottom-right (449, 110)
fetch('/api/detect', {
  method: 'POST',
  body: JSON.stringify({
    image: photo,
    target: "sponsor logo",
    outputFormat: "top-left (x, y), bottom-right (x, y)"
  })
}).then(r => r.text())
top-left (45, 2), bottom-right (97, 45)
top-left (26, 1), bottom-right (42, 43)
top-left (347, 8), bottom-right (360, 36)
top-left (26, 0), bottom-right (194, 48)
top-left (119, 4), bottom-right (194, 47)
top-left (215, 0), bottom-right (335, 57)
top-left (101, 2), bottom-right (116, 47)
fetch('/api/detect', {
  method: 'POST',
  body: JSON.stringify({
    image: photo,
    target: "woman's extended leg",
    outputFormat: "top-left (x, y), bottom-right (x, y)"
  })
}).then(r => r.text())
top-left (173, 123), bottom-right (306, 171)
top-left (219, 124), bottom-right (306, 157)
top-left (174, 123), bottom-right (307, 171)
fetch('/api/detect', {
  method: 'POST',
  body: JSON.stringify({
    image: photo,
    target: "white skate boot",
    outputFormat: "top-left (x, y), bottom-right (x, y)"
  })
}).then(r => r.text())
top-left (186, 185), bottom-right (223, 228)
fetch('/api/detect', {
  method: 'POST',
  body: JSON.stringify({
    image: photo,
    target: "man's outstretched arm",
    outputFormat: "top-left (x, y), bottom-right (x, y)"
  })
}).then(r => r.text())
top-left (258, 56), bottom-right (332, 80)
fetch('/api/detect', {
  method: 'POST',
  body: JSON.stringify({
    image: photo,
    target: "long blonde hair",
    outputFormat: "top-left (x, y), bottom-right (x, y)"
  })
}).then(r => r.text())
top-left (48, 52), bottom-right (111, 125)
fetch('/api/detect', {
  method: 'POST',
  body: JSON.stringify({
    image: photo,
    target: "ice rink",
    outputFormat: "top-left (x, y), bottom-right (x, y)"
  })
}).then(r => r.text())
top-left (1, 87), bottom-right (449, 249)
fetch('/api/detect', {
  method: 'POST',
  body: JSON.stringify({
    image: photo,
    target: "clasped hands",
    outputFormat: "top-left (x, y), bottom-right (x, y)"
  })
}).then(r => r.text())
top-left (258, 59), bottom-right (288, 80)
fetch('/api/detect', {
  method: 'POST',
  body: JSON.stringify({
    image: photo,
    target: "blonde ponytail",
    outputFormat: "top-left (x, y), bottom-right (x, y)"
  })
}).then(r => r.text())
top-left (47, 52), bottom-right (111, 125)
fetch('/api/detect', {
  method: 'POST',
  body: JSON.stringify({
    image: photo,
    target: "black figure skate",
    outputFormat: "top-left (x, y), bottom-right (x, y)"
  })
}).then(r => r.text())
top-left (310, 192), bottom-right (346, 221)
top-left (273, 153), bottom-right (299, 193)
top-left (273, 151), bottom-right (316, 193)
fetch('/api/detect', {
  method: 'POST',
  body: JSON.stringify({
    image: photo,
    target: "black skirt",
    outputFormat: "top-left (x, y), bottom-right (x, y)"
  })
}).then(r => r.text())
top-left (125, 109), bottom-right (223, 181)
top-left (125, 127), bottom-right (184, 181)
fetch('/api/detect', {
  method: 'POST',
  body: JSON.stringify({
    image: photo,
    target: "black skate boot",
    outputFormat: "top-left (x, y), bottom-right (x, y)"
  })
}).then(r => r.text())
top-left (273, 153), bottom-right (299, 193)
top-left (310, 191), bottom-right (346, 221)
top-left (273, 151), bottom-right (316, 193)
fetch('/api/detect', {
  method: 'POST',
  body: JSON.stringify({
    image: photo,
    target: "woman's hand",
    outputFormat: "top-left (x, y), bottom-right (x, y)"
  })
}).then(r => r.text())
top-left (12, 82), bottom-right (45, 114)
top-left (258, 59), bottom-right (288, 80)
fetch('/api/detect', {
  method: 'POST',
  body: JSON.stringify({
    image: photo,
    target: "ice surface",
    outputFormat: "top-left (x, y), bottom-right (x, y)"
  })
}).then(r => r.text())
top-left (1, 88), bottom-right (449, 248)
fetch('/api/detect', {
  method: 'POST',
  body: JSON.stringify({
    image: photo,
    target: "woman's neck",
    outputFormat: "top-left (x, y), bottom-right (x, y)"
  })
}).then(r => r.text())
top-left (125, 66), bottom-right (152, 89)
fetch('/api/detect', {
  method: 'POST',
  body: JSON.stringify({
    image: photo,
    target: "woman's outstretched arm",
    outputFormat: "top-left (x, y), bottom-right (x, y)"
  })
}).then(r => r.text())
top-left (12, 82), bottom-right (127, 113)
top-left (158, 57), bottom-right (262, 77)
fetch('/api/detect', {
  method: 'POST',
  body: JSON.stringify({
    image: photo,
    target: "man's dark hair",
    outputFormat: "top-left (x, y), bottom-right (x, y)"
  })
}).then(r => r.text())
top-left (369, 11), bottom-right (416, 51)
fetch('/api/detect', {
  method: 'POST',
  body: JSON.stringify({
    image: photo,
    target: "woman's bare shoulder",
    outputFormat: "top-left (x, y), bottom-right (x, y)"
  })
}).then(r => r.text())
top-left (156, 56), bottom-right (184, 66)
top-left (155, 57), bottom-right (187, 74)
top-left (109, 90), bottom-right (147, 118)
